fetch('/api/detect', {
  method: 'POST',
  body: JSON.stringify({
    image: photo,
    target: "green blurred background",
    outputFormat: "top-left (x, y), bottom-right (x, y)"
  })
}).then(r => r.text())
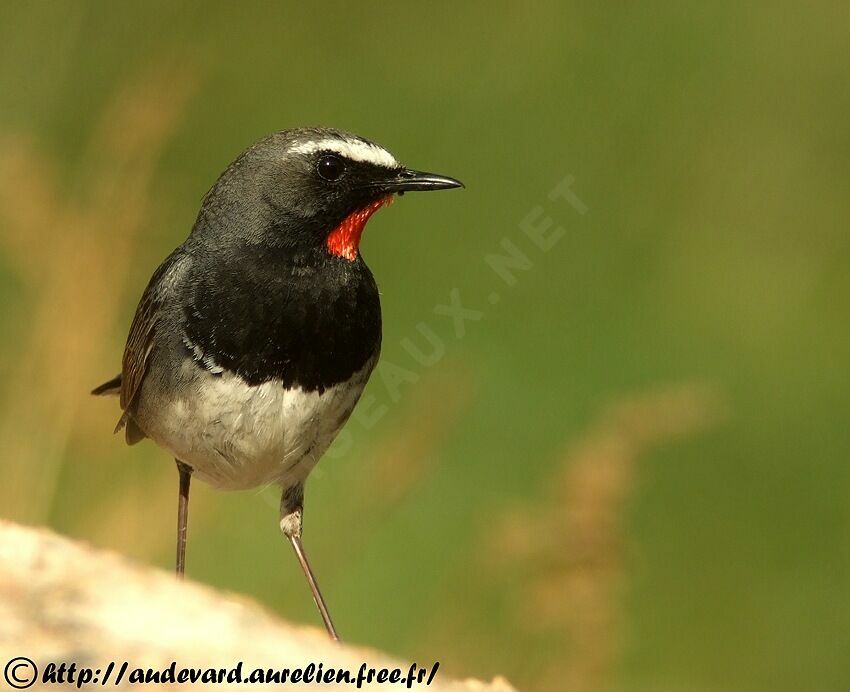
top-left (1, 2), bottom-right (849, 690)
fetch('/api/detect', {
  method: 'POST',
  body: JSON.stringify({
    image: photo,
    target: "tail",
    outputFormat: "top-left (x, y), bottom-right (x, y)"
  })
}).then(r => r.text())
top-left (91, 374), bottom-right (122, 396)
top-left (91, 373), bottom-right (146, 444)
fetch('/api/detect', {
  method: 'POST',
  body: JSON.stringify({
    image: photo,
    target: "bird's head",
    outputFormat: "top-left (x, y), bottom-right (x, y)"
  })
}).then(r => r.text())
top-left (194, 128), bottom-right (463, 260)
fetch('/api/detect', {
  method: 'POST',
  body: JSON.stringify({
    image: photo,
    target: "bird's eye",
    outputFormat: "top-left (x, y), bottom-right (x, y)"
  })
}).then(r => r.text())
top-left (317, 154), bottom-right (345, 181)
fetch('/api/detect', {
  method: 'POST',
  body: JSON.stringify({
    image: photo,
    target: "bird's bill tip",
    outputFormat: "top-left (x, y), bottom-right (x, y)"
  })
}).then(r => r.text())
top-left (382, 168), bottom-right (464, 193)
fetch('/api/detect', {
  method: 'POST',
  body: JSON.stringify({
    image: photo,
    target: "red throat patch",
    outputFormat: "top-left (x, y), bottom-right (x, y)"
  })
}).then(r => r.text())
top-left (326, 196), bottom-right (394, 261)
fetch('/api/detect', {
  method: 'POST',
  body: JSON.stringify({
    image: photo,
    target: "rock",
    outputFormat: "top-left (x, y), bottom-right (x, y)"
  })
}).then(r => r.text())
top-left (0, 520), bottom-right (514, 690)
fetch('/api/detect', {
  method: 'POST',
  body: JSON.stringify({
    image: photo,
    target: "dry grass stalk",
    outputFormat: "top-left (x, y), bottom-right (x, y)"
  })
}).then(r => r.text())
top-left (0, 63), bottom-right (198, 525)
top-left (495, 383), bottom-right (725, 692)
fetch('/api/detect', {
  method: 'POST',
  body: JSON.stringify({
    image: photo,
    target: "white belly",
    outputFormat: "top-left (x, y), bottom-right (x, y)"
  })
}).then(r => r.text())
top-left (144, 358), bottom-right (374, 490)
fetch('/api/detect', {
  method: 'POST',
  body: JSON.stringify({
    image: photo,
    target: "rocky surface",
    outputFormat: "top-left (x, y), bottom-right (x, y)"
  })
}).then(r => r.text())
top-left (0, 520), bottom-right (514, 690)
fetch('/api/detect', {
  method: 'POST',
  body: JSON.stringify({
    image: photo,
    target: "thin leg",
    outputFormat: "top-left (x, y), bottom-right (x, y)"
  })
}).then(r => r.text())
top-left (280, 485), bottom-right (340, 641)
top-left (288, 535), bottom-right (340, 641)
top-left (175, 460), bottom-right (192, 579)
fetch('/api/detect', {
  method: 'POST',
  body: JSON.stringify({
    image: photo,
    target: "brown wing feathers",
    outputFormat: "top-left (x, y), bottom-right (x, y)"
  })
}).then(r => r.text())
top-left (91, 276), bottom-right (163, 444)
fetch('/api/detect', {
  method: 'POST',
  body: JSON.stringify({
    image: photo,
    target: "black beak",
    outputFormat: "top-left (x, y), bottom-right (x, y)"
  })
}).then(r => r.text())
top-left (379, 168), bottom-right (464, 193)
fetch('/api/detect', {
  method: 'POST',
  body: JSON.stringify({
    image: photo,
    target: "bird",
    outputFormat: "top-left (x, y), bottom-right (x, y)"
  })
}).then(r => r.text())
top-left (92, 128), bottom-right (463, 640)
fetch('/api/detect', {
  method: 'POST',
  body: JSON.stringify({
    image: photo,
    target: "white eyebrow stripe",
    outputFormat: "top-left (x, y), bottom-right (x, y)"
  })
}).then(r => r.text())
top-left (288, 138), bottom-right (398, 168)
